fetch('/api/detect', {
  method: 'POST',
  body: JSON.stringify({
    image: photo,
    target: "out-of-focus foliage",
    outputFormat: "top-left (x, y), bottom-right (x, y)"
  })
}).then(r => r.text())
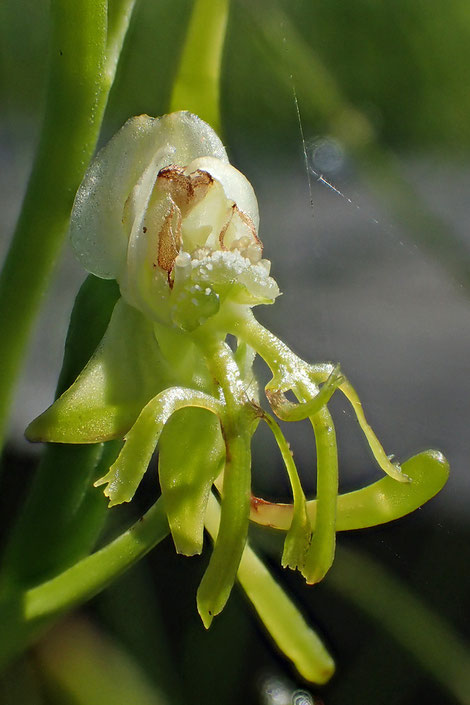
top-left (3, 0), bottom-right (470, 152)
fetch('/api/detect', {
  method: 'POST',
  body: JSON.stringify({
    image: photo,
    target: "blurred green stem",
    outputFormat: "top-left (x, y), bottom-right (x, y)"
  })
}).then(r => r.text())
top-left (0, 0), bottom-right (136, 450)
top-left (0, 277), bottom-right (120, 593)
top-left (35, 617), bottom-right (167, 705)
top-left (0, 498), bottom-right (169, 671)
top-left (170, 0), bottom-right (230, 132)
top-left (329, 545), bottom-right (470, 705)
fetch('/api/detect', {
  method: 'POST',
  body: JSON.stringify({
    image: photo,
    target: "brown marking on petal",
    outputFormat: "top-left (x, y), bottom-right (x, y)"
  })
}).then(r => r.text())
top-left (157, 202), bottom-right (182, 277)
top-left (250, 494), bottom-right (293, 529)
top-left (156, 166), bottom-right (213, 217)
top-left (219, 203), bottom-right (236, 249)
top-left (158, 164), bottom-right (184, 179)
top-left (246, 397), bottom-right (266, 419)
top-left (265, 388), bottom-right (283, 407)
top-left (250, 494), bottom-right (273, 512)
top-left (143, 226), bottom-right (147, 233)
top-left (219, 204), bottom-right (262, 252)
top-left (157, 166), bottom-right (189, 208)
top-left (237, 207), bottom-right (262, 248)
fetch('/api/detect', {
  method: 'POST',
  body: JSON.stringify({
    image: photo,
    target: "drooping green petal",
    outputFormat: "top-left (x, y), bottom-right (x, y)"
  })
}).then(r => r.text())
top-left (205, 494), bottom-right (335, 684)
top-left (310, 365), bottom-right (409, 483)
top-left (250, 450), bottom-right (449, 531)
top-left (95, 388), bottom-right (223, 506)
top-left (260, 412), bottom-right (311, 572)
top-left (158, 407), bottom-right (225, 556)
top-left (338, 377), bottom-right (409, 482)
top-left (26, 300), bottom-right (170, 444)
top-left (70, 112), bottom-right (229, 280)
top-left (196, 409), bottom-right (252, 628)
top-left (302, 406), bottom-right (338, 585)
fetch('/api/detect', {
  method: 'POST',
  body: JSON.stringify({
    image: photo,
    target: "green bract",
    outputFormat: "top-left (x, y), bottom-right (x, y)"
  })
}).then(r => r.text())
top-left (26, 112), bottom-right (449, 684)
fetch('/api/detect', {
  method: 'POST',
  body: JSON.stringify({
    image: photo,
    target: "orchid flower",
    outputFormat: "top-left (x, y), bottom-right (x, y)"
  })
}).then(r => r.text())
top-left (26, 111), bottom-right (448, 683)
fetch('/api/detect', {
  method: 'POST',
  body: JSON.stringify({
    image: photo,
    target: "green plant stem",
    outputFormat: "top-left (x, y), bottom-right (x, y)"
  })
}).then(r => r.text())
top-left (0, 498), bottom-right (169, 671)
top-left (35, 617), bottom-right (167, 705)
top-left (195, 337), bottom-right (252, 626)
top-left (329, 545), bottom-right (470, 705)
top-left (0, 0), bottom-right (135, 450)
top-left (170, 0), bottom-right (230, 132)
top-left (0, 277), bottom-right (120, 592)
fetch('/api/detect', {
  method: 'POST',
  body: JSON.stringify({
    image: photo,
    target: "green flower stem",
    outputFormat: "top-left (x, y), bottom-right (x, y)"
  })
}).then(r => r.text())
top-left (205, 493), bottom-right (335, 684)
top-left (0, 444), bottom-right (106, 591)
top-left (169, 0), bottom-right (230, 132)
top-left (35, 617), bottom-right (167, 705)
top-left (195, 337), bottom-right (253, 627)
top-left (302, 405), bottom-right (338, 584)
top-left (0, 498), bottom-right (169, 671)
top-left (328, 545), bottom-right (470, 705)
top-left (0, 0), bottom-right (135, 449)
top-left (229, 309), bottom-right (314, 387)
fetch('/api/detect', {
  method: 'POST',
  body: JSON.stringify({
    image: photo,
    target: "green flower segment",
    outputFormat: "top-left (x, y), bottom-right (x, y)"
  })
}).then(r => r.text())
top-left (26, 111), bottom-right (449, 683)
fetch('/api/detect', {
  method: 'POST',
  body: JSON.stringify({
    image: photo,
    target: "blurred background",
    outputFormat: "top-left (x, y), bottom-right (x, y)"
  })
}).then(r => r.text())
top-left (1, 0), bottom-right (469, 703)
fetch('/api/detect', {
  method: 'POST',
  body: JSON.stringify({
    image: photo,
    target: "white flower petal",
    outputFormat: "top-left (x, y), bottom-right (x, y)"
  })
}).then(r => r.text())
top-left (70, 112), bottom-right (228, 279)
top-left (184, 157), bottom-right (259, 231)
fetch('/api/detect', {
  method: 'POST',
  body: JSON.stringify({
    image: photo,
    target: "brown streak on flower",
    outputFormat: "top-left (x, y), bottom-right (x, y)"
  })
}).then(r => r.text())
top-left (250, 494), bottom-right (273, 512)
top-left (157, 202), bottom-right (182, 277)
top-left (265, 388), bottom-right (299, 422)
top-left (219, 203), bottom-right (236, 249)
top-left (237, 208), bottom-right (261, 247)
top-left (157, 165), bottom-right (213, 217)
top-left (219, 204), bottom-right (261, 253)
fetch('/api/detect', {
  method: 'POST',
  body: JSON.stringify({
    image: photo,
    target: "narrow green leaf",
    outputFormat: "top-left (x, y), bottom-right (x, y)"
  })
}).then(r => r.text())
top-left (170, 0), bottom-right (230, 132)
